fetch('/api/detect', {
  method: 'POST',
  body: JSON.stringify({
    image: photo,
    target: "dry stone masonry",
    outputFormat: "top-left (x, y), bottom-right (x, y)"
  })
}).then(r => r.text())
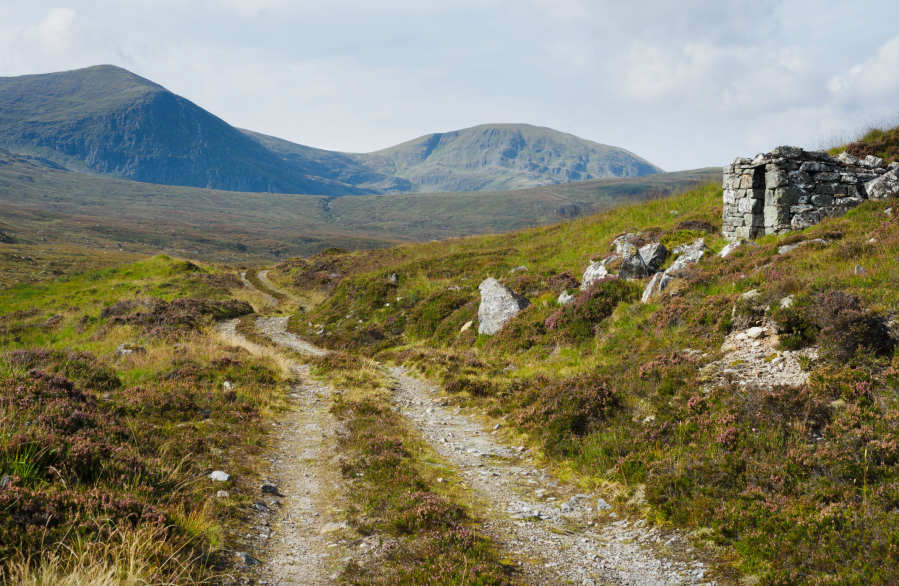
top-left (722, 146), bottom-right (899, 240)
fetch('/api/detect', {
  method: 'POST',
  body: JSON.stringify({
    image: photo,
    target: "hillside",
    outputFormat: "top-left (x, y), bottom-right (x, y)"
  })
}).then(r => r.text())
top-left (261, 182), bottom-right (899, 585)
top-left (0, 148), bottom-right (715, 260)
top-left (0, 65), bottom-right (367, 195)
top-left (0, 65), bottom-right (663, 195)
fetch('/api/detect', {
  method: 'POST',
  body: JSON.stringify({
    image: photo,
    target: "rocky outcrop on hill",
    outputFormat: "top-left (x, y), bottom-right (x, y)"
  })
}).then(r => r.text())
top-left (722, 146), bottom-right (899, 239)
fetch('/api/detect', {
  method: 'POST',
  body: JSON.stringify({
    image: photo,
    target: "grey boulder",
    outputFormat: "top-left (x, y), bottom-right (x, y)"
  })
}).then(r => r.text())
top-left (477, 278), bottom-right (530, 335)
top-left (719, 240), bottom-right (756, 258)
top-left (618, 243), bottom-right (648, 279)
top-left (209, 471), bottom-right (231, 482)
top-left (865, 169), bottom-right (899, 200)
top-left (558, 291), bottom-right (575, 305)
top-left (638, 242), bottom-right (668, 272)
top-left (580, 262), bottom-right (608, 290)
top-left (641, 272), bottom-right (674, 303)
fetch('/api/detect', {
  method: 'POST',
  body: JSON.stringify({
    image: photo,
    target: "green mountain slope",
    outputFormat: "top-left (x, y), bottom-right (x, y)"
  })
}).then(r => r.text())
top-left (0, 65), bottom-right (367, 195)
top-left (0, 65), bottom-right (663, 196)
top-left (354, 123), bottom-right (664, 192)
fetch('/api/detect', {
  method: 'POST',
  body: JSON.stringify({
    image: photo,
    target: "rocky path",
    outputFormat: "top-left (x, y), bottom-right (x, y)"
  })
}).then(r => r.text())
top-left (218, 319), bottom-right (347, 585)
top-left (257, 270), bottom-right (295, 300)
top-left (229, 299), bottom-right (718, 585)
top-left (240, 271), bottom-right (278, 307)
top-left (389, 366), bottom-right (716, 586)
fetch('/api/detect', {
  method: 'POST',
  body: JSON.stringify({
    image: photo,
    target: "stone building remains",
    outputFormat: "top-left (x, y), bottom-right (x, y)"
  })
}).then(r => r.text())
top-left (722, 146), bottom-right (899, 240)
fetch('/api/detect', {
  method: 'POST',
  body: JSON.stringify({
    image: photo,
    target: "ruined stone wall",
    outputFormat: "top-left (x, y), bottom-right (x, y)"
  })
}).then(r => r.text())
top-left (722, 145), bottom-right (899, 240)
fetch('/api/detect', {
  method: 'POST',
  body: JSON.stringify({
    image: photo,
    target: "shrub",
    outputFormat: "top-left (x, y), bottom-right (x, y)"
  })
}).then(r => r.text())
top-left (407, 290), bottom-right (471, 339)
top-left (544, 277), bottom-right (640, 344)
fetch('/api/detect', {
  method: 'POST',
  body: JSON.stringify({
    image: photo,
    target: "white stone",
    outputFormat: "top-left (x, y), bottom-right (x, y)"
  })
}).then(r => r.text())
top-left (746, 327), bottom-right (766, 339)
top-left (641, 272), bottom-right (673, 303)
top-left (580, 262), bottom-right (608, 290)
top-left (558, 291), bottom-right (575, 305)
top-left (477, 278), bottom-right (530, 335)
top-left (719, 239), bottom-right (756, 258)
top-left (865, 169), bottom-right (899, 200)
top-left (460, 320), bottom-right (474, 333)
top-left (209, 471), bottom-right (231, 482)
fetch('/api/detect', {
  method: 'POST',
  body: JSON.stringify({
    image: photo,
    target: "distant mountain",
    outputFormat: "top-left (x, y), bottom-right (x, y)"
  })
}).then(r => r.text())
top-left (0, 65), bottom-right (664, 195)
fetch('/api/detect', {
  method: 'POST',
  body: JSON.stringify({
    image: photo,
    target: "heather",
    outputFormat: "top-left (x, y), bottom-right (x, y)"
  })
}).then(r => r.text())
top-left (0, 256), bottom-right (286, 583)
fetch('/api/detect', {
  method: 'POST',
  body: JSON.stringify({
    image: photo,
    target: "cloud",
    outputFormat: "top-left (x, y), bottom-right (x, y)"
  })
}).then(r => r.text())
top-left (829, 35), bottom-right (899, 104)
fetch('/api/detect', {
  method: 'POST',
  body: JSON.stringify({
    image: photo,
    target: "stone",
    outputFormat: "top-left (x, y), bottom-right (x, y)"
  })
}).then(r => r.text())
top-left (618, 244), bottom-right (649, 279)
top-left (460, 320), bottom-right (474, 332)
top-left (596, 498), bottom-right (612, 511)
top-left (477, 278), bottom-right (530, 335)
top-left (209, 471), bottom-right (231, 482)
top-left (780, 295), bottom-right (794, 309)
top-left (235, 552), bottom-right (260, 566)
top-left (638, 242), bottom-right (668, 272)
top-left (865, 169), bottom-right (899, 200)
top-left (741, 289), bottom-right (760, 300)
top-left (771, 145), bottom-right (803, 158)
top-left (778, 238), bottom-right (828, 255)
top-left (223, 381), bottom-right (233, 390)
top-left (864, 155), bottom-right (884, 168)
top-left (611, 233), bottom-right (637, 255)
top-left (600, 254), bottom-right (620, 268)
top-left (558, 291), bottom-right (575, 305)
top-left (580, 262), bottom-right (608, 290)
top-left (115, 343), bottom-right (146, 357)
top-left (837, 152), bottom-right (860, 165)
top-left (641, 272), bottom-right (673, 303)
top-left (216, 490), bottom-right (230, 498)
top-left (320, 522), bottom-right (347, 535)
top-left (510, 265), bottom-right (528, 273)
top-left (261, 483), bottom-right (283, 496)
top-left (387, 273), bottom-right (398, 284)
top-left (667, 239), bottom-right (707, 273)
top-left (746, 327), bottom-right (766, 339)
top-left (855, 265), bottom-right (867, 276)
top-left (791, 208), bottom-right (822, 230)
top-left (719, 240), bottom-right (756, 258)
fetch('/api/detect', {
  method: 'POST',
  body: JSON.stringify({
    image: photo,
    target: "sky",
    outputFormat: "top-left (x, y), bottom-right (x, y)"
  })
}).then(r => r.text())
top-left (1, 1), bottom-right (898, 171)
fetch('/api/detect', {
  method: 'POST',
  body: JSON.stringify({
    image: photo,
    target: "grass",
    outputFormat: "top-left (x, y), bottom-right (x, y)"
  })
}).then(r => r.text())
top-left (822, 119), bottom-right (899, 164)
top-left (0, 254), bottom-right (292, 584)
top-left (271, 178), bottom-right (899, 585)
top-left (304, 352), bottom-right (512, 585)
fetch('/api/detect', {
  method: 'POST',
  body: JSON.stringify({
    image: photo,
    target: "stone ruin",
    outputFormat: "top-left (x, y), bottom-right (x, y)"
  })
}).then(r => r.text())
top-left (722, 146), bottom-right (899, 240)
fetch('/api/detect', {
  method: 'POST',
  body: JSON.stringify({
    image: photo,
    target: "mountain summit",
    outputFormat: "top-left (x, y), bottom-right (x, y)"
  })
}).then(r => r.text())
top-left (0, 65), bottom-right (663, 195)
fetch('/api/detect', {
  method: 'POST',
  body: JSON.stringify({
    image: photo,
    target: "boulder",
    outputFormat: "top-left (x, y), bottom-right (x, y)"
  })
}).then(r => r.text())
top-left (477, 278), bottom-right (530, 335)
top-left (261, 483), bottom-right (283, 496)
top-left (641, 272), bottom-right (673, 303)
top-left (601, 254), bottom-right (620, 268)
top-left (837, 152), bottom-right (860, 165)
top-left (580, 262), bottom-right (608, 290)
top-left (209, 471), bottom-right (231, 482)
top-left (865, 169), bottom-right (899, 200)
top-left (778, 238), bottom-right (829, 255)
top-left (611, 233), bottom-right (637, 255)
top-left (116, 343), bottom-right (146, 357)
top-left (618, 243), bottom-right (649, 279)
top-left (558, 291), bottom-right (575, 305)
top-left (638, 242), bottom-right (668, 272)
top-left (718, 239), bottom-right (756, 258)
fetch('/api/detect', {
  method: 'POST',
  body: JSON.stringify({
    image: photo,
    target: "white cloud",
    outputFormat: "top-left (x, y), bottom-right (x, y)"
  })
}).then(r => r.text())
top-left (829, 35), bottom-right (899, 103)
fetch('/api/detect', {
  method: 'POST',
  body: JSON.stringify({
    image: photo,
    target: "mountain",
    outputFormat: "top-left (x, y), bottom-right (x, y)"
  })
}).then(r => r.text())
top-left (0, 65), bottom-right (663, 195)
top-left (0, 65), bottom-right (367, 195)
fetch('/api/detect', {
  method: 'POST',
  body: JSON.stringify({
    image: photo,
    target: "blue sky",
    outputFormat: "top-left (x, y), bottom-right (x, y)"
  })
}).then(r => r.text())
top-left (1, 0), bottom-right (898, 171)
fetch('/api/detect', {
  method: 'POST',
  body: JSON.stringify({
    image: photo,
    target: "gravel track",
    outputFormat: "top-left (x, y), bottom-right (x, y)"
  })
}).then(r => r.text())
top-left (239, 271), bottom-right (278, 306)
top-left (228, 277), bottom-right (719, 585)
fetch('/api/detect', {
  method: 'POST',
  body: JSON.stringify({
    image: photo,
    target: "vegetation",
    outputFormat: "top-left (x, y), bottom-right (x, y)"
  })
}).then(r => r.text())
top-left (306, 353), bottom-right (511, 585)
top-left (272, 179), bottom-right (899, 585)
top-left (0, 255), bottom-right (288, 584)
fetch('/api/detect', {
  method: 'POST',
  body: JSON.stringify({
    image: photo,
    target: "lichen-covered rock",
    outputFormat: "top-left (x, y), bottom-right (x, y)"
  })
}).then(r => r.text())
top-left (558, 291), bottom-right (574, 305)
top-left (641, 272), bottom-right (673, 303)
top-left (477, 278), bottom-right (530, 335)
top-left (719, 239), bottom-right (756, 258)
top-left (865, 169), bottom-right (899, 200)
top-left (580, 262), bottom-right (608, 290)
top-left (668, 239), bottom-right (707, 272)
top-left (618, 243), bottom-right (648, 279)
top-left (639, 242), bottom-right (668, 272)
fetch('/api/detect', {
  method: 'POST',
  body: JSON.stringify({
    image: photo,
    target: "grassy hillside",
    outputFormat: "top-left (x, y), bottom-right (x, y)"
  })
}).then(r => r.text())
top-left (0, 255), bottom-right (291, 584)
top-left (269, 182), bottom-right (899, 585)
top-left (0, 148), bottom-right (716, 260)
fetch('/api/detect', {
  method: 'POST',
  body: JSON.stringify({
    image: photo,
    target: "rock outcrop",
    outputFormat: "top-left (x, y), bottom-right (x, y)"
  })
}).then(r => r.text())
top-left (580, 262), bottom-right (609, 290)
top-left (722, 147), bottom-right (896, 239)
top-left (477, 278), bottom-right (530, 335)
top-left (618, 243), bottom-right (649, 279)
top-left (639, 242), bottom-right (668, 272)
